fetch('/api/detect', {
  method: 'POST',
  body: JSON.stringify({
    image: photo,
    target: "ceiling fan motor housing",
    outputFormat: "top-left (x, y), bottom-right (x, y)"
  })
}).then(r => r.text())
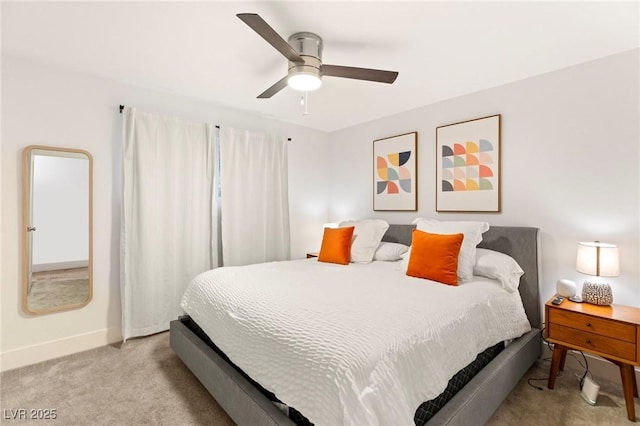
top-left (287, 32), bottom-right (323, 86)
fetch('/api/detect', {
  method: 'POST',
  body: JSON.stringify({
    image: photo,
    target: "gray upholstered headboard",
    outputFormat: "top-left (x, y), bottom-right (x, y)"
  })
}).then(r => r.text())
top-left (382, 224), bottom-right (541, 328)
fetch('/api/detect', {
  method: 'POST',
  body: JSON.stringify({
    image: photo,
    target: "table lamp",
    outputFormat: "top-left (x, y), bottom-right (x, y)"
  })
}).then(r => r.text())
top-left (576, 241), bottom-right (619, 305)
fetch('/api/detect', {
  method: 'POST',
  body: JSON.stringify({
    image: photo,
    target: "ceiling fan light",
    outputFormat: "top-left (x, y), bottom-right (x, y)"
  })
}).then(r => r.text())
top-left (287, 73), bottom-right (322, 92)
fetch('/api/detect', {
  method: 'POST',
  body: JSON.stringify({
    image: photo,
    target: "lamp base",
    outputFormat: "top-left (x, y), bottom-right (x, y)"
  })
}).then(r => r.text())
top-left (582, 281), bottom-right (613, 306)
top-left (568, 295), bottom-right (583, 303)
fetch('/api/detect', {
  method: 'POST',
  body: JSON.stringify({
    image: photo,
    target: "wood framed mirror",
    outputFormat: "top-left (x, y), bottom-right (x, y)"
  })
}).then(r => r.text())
top-left (22, 145), bottom-right (93, 314)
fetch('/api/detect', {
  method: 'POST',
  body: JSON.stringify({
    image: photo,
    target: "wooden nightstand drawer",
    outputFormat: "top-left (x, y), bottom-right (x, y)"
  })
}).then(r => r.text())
top-left (548, 323), bottom-right (637, 362)
top-left (548, 308), bottom-right (636, 342)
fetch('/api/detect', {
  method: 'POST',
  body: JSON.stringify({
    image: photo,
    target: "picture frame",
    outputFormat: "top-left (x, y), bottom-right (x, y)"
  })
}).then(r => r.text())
top-left (373, 132), bottom-right (418, 211)
top-left (436, 114), bottom-right (501, 212)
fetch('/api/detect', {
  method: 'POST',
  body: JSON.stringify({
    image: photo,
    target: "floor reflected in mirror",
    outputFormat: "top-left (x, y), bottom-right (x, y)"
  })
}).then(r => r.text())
top-left (28, 267), bottom-right (89, 310)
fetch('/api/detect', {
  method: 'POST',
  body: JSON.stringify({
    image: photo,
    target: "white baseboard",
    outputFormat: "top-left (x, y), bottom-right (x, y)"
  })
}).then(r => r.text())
top-left (542, 345), bottom-right (640, 385)
top-left (0, 327), bottom-right (122, 372)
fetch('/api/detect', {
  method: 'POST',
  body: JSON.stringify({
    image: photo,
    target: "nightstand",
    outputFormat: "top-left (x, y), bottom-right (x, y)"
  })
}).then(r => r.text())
top-left (306, 252), bottom-right (319, 259)
top-left (545, 296), bottom-right (640, 421)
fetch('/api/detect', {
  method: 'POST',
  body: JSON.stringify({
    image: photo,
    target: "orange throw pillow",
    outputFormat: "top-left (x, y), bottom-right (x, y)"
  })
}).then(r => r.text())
top-left (406, 229), bottom-right (464, 285)
top-left (318, 226), bottom-right (355, 265)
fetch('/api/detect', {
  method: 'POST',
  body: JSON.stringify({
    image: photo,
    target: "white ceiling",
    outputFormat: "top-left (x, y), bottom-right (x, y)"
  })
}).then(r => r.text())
top-left (2, 1), bottom-right (638, 132)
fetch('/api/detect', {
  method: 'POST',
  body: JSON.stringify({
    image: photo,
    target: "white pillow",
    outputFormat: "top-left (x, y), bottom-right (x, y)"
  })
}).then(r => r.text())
top-left (412, 218), bottom-right (489, 282)
top-left (338, 219), bottom-right (390, 263)
top-left (373, 242), bottom-right (409, 261)
top-left (474, 248), bottom-right (524, 292)
top-left (393, 247), bottom-right (412, 271)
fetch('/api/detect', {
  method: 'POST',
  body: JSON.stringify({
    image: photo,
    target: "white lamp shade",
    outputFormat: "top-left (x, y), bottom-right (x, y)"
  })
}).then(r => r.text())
top-left (576, 241), bottom-right (620, 277)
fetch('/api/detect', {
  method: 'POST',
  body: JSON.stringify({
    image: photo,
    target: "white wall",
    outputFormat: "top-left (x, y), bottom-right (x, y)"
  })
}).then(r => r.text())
top-left (328, 49), bottom-right (640, 309)
top-left (1, 55), bottom-right (330, 370)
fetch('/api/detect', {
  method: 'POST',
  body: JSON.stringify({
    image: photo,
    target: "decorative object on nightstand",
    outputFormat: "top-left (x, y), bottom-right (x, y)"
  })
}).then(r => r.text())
top-left (576, 241), bottom-right (619, 305)
top-left (556, 279), bottom-right (577, 298)
top-left (545, 297), bottom-right (640, 421)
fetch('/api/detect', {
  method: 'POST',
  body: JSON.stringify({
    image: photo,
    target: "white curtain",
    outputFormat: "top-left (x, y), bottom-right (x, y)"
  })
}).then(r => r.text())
top-left (220, 127), bottom-right (290, 266)
top-left (121, 108), bottom-right (217, 340)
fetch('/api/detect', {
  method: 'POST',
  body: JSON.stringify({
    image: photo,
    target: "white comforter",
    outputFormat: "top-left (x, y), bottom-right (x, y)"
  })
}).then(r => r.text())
top-left (181, 259), bottom-right (531, 426)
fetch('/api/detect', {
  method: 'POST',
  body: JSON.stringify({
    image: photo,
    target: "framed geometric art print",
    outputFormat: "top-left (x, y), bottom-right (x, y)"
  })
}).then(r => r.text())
top-left (373, 132), bottom-right (418, 211)
top-left (436, 115), bottom-right (501, 212)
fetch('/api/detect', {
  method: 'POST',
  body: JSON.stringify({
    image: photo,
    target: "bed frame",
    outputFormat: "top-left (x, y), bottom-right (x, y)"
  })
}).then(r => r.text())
top-left (170, 225), bottom-right (541, 425)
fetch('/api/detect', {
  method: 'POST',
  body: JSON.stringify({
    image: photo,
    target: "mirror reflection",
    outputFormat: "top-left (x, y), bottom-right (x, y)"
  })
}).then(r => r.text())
top-left (23, 146), bottom-right (93, 314)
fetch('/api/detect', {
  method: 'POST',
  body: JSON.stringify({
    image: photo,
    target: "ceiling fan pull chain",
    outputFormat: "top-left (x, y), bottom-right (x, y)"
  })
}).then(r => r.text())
top-left (303, 92), bottom-right (309, 116)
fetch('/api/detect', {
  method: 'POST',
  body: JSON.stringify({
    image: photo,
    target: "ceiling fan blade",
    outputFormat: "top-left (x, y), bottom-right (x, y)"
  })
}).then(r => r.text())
top-left (257, 76), bottom-right (289, 98)
top-left (237, 13), bottom-right (304, 63)
top-left (322, 64), bottom-right (398, 84)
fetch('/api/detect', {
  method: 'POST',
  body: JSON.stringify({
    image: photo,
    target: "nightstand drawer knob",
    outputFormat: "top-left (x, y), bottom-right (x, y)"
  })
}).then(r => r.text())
top-left (585, 322), bottom-right (592, 327)
top-left (586, 339), bottom-right (591, 344)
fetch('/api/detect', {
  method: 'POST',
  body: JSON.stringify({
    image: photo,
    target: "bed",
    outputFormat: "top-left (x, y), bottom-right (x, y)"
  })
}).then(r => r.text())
top-left (170, 224), bottom-right (541, 425)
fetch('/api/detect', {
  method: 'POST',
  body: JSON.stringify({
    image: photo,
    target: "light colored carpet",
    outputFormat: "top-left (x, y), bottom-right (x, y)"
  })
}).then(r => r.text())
top-left (488, 360), bottom-right (639, 425)
top-left (1, 332), bottom-right (233, 426)
top-left (1, 332), bottom-right (638, 425)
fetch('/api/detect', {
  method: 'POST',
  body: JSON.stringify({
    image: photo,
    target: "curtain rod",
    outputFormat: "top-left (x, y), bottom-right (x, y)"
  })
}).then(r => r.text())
top-left (118, 105), bottom-right (290, 140)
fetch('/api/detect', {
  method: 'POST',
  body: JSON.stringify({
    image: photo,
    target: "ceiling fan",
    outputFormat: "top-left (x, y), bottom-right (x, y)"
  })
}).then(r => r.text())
top-left (237, 13), bottom-right (399, 98)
